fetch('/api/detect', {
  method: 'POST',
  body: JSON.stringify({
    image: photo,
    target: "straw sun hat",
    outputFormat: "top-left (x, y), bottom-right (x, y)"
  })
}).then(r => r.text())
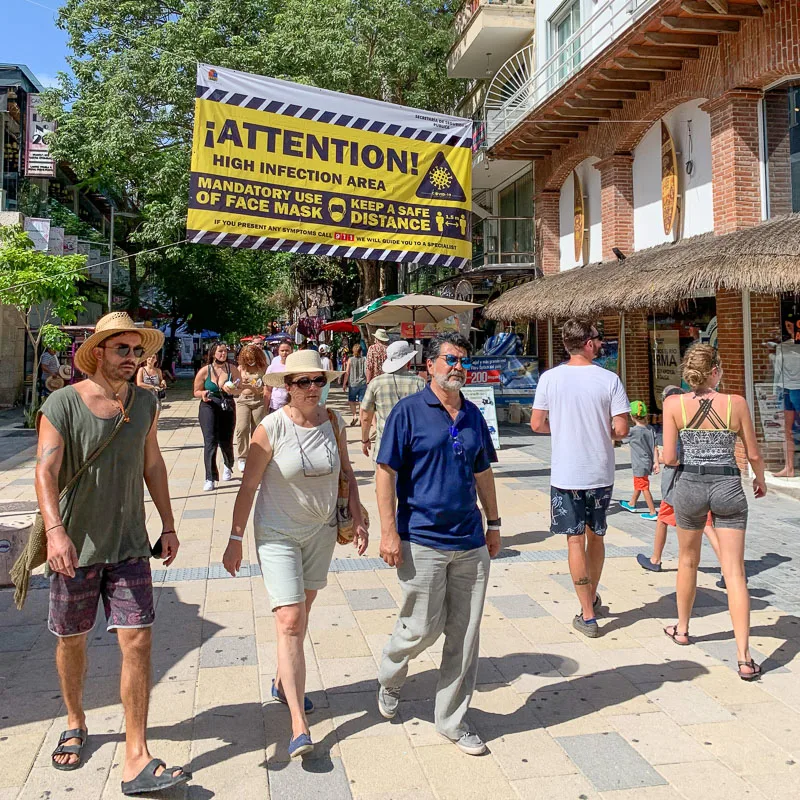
top-left (74, 312), bottom-right (164, 375)
top-left (263, 350), bottom-right (343, 388)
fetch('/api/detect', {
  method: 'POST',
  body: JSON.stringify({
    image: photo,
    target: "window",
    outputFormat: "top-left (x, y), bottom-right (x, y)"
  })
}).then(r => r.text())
top-left (497, 172), bottom-right (534, 264)
top-left (548, 0), bottom-right (581, 88)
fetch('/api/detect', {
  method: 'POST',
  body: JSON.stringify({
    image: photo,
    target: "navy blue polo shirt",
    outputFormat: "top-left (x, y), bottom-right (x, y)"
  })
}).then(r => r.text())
top-left (377, 385), bottom-right (498, 551)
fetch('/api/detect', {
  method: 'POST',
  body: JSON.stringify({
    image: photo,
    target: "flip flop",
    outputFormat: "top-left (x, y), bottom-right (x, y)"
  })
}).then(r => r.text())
top-left (51, 728), bottom-right (87, 771)
top-left (121, 759), bottom-right (191, 796)
top-left (664, 624), bottom-right (691, 646)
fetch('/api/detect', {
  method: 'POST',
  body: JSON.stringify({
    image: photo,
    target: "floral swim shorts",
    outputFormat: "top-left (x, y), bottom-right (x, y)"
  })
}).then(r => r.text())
top-left (550, 485), bottom-right (614, 537)
top-left (48, 557), bottom-right (155, 637)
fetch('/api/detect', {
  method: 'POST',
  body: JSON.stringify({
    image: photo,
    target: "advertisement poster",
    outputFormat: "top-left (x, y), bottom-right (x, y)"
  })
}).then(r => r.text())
top-left (23, 217), bottom-right (50, 251)
top-left (24, 95), bottom-right (57, 178)
top-left (188, 64), bottom-right (472, 268)
top-left (47, 226), bottom-right (65, 256)
top-left (593, 339), bottom-right (619, 374)
top-left (466, 356), bottom-right (538, 392)
top-left (650, 330), bottom-right (681, 409)
top-left (755, 383), bottom-right (785, 442)
top-left (62, 235), bottom-right (79, 256)
top-left (461, 386), bottom-right (500, 449)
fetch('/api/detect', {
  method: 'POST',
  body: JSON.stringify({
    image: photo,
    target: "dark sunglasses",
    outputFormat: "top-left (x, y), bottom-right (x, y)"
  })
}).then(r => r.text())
top-left (439, 355), bottom-right (473, 369)
top-left (103, 344), bottom-right (145, 358)
top-left (449, 424), bottom-right (464, 456)
top-left (290, 376), bottom-right (328, 389)
top-left (590, 333), bottom-right (604, 342)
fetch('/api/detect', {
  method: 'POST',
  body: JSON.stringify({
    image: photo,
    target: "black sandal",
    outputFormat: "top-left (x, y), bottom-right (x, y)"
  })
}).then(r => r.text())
top-left (121, 759), bottom-right (191, 796)
top-left (51, 728), bottom-right (87, 771)
top-left (737, 659), bottom-right (762, 681)
top-left (664, 624), bottom-right (691, 646)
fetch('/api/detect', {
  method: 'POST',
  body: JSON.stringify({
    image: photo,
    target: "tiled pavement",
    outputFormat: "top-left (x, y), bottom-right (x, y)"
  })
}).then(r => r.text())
top-left (3, 386), bottom-right (800, 799)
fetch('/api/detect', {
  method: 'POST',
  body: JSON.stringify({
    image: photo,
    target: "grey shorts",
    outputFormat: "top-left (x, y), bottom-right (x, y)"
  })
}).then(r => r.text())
top-left (673, 473), bottom-right (748, 530)
top-left (255, 520), bottom-right (338, 609)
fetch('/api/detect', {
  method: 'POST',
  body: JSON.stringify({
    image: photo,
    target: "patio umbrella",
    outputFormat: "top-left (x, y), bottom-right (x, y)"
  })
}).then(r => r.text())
top-left (321, 318), bottom-right (360, 333)
top-left (352, 293), bottom-right (480, 327)
top-left (351, 294), bottom-right (405, 324)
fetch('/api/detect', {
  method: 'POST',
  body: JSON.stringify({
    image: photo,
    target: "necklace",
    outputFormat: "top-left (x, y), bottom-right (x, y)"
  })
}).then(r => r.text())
top-left (93, 380), bottom-right (131, 423)
top-left (288, 407), bottom-right (334, 477)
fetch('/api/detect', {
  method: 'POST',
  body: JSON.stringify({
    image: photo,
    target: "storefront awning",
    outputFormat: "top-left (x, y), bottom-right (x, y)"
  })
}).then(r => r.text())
top-left (484, 213), bottom-right (800, 322)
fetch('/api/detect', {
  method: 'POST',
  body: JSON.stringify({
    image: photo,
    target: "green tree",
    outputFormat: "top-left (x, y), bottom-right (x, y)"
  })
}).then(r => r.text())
top-left (0, 226), bottom-right (86, 410)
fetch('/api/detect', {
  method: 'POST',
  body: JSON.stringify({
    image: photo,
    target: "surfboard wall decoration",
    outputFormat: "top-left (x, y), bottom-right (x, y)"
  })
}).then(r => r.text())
top-left (661, 120), bottom-right (679, 236)
top-left (573, 171), bottom-right (585, 263)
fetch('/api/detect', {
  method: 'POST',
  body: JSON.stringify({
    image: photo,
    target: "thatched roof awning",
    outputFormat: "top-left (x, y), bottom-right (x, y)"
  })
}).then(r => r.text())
top-left (484, 213), bottom-right (800, 322)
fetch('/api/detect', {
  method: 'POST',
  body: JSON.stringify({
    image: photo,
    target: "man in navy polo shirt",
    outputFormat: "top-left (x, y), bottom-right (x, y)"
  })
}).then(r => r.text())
top-left (374, 332), bottom-right (500, 756)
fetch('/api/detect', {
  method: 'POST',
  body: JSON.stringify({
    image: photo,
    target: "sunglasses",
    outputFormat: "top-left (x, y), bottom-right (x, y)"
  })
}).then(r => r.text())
top-left (449, 424), bottom-right (465, 456)
top-left (439, 355), bottom-right (473, 369)
top-left (290, 376), bottom-right (328, 389)
top-left (590, 334), bottom-right (604, 342)
top-left (102, 344), bottom-right (145, 358)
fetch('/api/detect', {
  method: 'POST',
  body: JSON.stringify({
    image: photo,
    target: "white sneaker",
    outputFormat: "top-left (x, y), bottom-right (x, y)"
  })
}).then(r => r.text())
top-left (203, 480), bottom-right (216, 492)
top-left (441, 731), bottom-right (486, 756)
top-left (238, 459), bottom-right (246, 472)
top-left (222, 466), bottom-right (233, 481)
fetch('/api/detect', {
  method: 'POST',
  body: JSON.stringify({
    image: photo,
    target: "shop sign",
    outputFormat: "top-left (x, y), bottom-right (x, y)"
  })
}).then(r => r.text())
top-left (400, 318), bottom-right (458, 338)
top-left (188, 63), bottom-right (472, 268)
top-left (461, 386), bottom-right (500, 449)
top-left (466, 356), bottom-right (538, 391)
top-left (754, 384), bottom-right (785, 442)
top-left (661, 120), bottom-right (678, 236)
top-left (650, 329), bottom-right (681, 409)
top-left (573, 171), bottom-right (584, 263)
top-left (23, 217), bottom-right (50, 251)
top-left (24, 95), bottom-right (57, 178)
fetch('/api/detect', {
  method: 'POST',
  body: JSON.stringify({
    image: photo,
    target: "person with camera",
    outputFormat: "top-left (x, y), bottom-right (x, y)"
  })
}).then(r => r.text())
top-left (193, 342), bottom-right (241, 491)
top-left (136, 354), bottom-right (167, 411)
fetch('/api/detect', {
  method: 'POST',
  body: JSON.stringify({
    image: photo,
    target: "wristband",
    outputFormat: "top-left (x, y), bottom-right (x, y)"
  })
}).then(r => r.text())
top-left (45, 524), bottom-right (66, 533)
top-left (486, 518), bottom-right (502, 527)
top-left (229, 534), bottom-right (243, 542)
top-left (160, 530), bottom-right (176, 537)
top-left (361, 440), bottom-right (371, 444)
top-left (487, 525), bottom-right (501, 531)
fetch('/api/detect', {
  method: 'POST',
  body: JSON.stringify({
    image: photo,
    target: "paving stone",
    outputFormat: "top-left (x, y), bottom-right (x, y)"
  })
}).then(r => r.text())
top-left (0, 625), bottom-right (41, 652)
top-left (694, 638), bottom-right (790, 675)
top-left (344, 587), bottom-right (397, 611)
top-left (555, 732), bottom-right (667, 792)
top-left (512, 774), bottom-right (600, 800)
top-left (488, 594), bottom-right (549, 619)
top-left (8, 478), bottom-right (34, 486)
top-left (198, 633), bottom-right (258, 668)
top-left (182, 508), bottom-right (214, 519)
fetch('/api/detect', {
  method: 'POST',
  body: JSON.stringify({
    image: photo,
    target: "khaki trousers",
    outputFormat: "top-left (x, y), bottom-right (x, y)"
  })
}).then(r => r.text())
top-left (234, 397), bottom-right (267, 460)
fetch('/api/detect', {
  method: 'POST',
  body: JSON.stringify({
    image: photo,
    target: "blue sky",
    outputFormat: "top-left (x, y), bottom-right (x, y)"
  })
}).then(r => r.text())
top-left (6, 0), bottom-right (71, 87)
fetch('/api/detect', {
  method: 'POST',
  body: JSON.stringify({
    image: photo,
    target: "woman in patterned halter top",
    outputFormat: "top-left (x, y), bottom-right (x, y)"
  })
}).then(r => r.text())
top-left (661, 343), bottom-right (767, 681)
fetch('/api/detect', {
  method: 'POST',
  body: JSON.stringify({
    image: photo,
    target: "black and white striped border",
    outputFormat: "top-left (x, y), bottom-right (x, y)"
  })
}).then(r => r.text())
top-left (195, 85), bottom-right (473, 150)
top-left (186, 229), bottom-right (468, 269)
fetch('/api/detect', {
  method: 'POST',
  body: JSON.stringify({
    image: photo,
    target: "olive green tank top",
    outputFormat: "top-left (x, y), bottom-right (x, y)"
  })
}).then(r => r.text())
top-left (40, 385), bottom-right (158, 567)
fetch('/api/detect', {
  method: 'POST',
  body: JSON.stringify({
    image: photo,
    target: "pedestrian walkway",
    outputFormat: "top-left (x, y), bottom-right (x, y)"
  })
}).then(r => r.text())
top-left (2, 385), bottom-right (800, 799)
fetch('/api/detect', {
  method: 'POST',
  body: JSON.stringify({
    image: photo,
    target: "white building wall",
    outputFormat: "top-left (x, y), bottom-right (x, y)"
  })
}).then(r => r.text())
top-left (559, 157), bottom-right (602, 270)
top-left (633, 99), bottom-right (714, 250)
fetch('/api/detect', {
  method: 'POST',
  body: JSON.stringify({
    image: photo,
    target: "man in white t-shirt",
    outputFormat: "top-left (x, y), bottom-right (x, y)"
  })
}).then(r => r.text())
top-left (531, 319), bottom-right (630, 638)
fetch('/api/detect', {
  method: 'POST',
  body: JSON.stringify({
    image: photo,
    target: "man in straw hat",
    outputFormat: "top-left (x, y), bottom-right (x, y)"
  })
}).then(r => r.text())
top-left (35, 312), bottom-right (189, 795)
top-left (375, 332), bottom-right (500, 756)
top-left (360, 340), bottom-right (425, 461)
top-left (366, 328), bottom-right (390, 383)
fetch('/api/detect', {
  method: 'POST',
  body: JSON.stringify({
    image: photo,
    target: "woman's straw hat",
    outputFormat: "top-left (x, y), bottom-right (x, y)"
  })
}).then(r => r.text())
top-left (263, 350), bottom-right (343, 388)
top-left (45, 375), bottom-right (65, 392)
top-left (74, 312), bottom-right (164, 375)
top-left (58, 364), bottom-right (73, 381)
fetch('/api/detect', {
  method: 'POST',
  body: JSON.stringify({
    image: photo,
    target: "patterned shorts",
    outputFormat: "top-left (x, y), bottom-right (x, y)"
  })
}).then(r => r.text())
top-left (550, 486), bottom-right (613, 537)
top-left (48, 557), bottom-right (155, 637)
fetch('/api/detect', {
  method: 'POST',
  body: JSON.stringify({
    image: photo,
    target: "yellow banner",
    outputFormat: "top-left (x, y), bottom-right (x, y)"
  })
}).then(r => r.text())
top-left (188, 65), bottom-right (473, 266)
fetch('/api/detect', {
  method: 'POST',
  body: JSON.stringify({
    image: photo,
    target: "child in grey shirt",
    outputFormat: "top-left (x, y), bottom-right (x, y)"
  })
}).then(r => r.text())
top-left (621, 400), bottom-right (659, 520)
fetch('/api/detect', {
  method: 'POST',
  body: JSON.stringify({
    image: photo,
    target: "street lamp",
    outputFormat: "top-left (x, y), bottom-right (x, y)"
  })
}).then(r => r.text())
top-left (108, 208), bottom-right (138, 312)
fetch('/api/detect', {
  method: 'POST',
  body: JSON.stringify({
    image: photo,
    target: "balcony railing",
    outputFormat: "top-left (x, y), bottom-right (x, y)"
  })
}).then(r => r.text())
top-left (485, 0), bottom-right (659, 147)
top-left (473, 216), bottom-right (534, 268)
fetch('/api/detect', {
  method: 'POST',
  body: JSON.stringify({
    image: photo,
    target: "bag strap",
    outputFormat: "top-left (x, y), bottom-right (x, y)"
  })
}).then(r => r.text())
top-left (54, 387), bottom-right (136, 502)
top-left (327, 409), bottom-right (345, 474)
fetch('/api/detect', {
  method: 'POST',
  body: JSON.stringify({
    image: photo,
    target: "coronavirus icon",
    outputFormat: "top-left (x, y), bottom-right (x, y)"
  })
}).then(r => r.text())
top-left (429, 166), bottom-right (453, 190)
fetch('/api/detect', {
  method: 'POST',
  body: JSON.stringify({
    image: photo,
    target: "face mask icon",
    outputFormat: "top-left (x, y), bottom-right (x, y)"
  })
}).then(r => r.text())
top-left (328, 198), bottom-right (347, 223)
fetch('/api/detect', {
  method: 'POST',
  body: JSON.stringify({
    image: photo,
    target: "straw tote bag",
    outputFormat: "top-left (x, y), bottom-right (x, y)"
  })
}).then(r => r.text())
top-left (327, 409), bottom-right (369, 544)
